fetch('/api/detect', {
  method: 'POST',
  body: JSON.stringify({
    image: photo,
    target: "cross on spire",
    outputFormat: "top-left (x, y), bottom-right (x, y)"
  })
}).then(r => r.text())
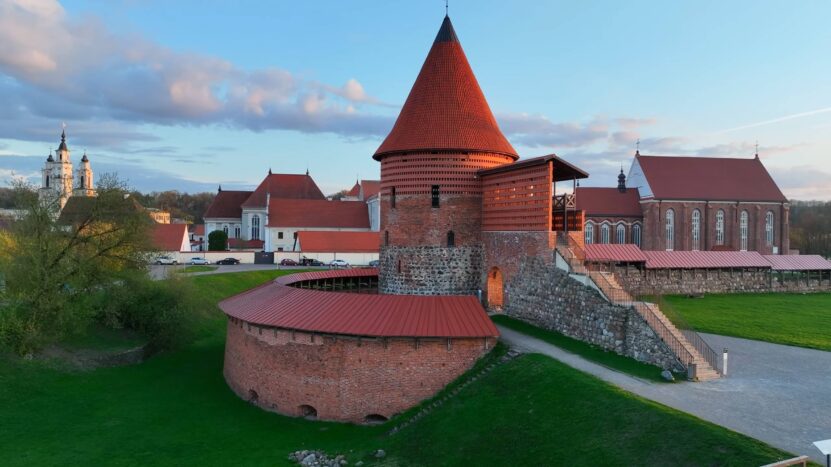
top-left (445, 0), bottom-right (448, 16)
top-left (635, 138), bottom-right (640, 155)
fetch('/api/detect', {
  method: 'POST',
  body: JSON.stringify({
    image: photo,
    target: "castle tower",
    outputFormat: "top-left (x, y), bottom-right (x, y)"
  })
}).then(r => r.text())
top-left (375, 16), bottom-right (518, 295)
top-left (73, 151), bottom-right (95, 197)
top-left (40, 129), bottom-right (74, 209)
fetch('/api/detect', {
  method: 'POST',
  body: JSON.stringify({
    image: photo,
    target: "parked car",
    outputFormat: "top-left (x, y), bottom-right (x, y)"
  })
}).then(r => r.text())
top-left (329, 259), bottom-right (350, 268)
top-left (155, 255), bottom-right (178, 265)
top-left (368, 259), bottom-right (380, 267)
top-left (216, 258), bottom-right (240, 265)
top-left (280, 258), bottom-right (298, 266)
top-left (300, 257), bottom-right (324, 267)
top-left (189, 257), bottom-right (210, 265)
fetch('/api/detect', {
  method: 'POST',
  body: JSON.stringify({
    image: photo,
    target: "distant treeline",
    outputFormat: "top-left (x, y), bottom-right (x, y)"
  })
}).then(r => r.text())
top-left (128, 190), bottom-right (215, 224)
top-left (790, 200), bottom-right (831, 258)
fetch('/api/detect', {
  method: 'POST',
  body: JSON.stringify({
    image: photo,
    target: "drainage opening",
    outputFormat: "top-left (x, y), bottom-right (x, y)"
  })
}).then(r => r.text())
top-left (364, 414), bottom-right (389, 425)
top-left (299, 404), bottom-right (318, 420)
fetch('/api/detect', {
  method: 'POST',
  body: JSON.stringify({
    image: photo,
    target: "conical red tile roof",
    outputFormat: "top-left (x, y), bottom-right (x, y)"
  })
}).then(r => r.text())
top-left (374, 16), bottom-right (518, 160)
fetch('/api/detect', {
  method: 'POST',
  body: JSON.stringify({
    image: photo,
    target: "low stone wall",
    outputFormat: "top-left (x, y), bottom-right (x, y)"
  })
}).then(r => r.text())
top-left (379, 245), bottom-right (483, 295)
top-left (503, 258), bottom-right (684, 371)
top-left (611, 266), bottom-right (831, 296)
top-left (224, 320), bottom-right (493, 423)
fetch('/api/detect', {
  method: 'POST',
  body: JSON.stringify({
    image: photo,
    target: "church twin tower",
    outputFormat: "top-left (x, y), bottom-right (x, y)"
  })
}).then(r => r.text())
top-left (375, 16), bottom-right (517, 295)
top-left (40, 128), bottom-right (95, 209)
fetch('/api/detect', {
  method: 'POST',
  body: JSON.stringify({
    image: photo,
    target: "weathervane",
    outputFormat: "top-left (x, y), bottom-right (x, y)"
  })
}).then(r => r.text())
top-left (445, 0), bottom-right (448, 16)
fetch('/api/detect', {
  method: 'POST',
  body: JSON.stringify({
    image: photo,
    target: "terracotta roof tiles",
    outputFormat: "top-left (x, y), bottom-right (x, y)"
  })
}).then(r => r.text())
top-left (576, 187), bottom-right (643, 217)
top-left (268, 199), bottom-right (369, 228)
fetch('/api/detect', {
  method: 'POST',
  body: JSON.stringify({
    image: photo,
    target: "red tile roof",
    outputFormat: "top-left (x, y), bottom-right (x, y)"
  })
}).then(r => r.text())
top-left (242, 173), bottom-right (325, 208)
top-left (297, 231), bottom-right (380, 253)
top-left (268, 199), bottom-right (369, 228)
top-left (228, 238), bottom-right (264, 250)
top-left (643, 250), bottom-right (771, 269)
top-left (152, 223), bottom-right (189, 252)
top-left (346, 181), bottom-right (361, 197)
top-left (374, 16), bottom-right (517, 160)
top-left (204, 191), bottom-right (252, 219)
top-left (636, 155), bottom-right (787, 202)
top-left (584, 244), bottom-right (647, 263)
top-left (478, 154), bottom-right (590, 182)
top-left (189, 224), bottom-right (205, 236)
top-left (763, 255), bottom-right (831, 271)
top-left (220, 269), bottom-right (499, 338)
top-left (576, 187), bottom-right (642, 217)
top-left (360, 180), bottom-right (381, 199)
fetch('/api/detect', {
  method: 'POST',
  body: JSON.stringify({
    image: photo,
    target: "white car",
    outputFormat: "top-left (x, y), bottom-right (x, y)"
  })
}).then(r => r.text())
top-left (155, 255), bottom-right (178, 265)
top-left (329, 259), bottom-right (350, 268)
top-left (189, 257), bottom-right (210, 265)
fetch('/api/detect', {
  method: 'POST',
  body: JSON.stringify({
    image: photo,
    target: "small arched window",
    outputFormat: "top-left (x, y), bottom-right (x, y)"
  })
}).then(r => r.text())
top-left (632, 223), bottom-right (642, 247)
top-left (615, 224), bottom-right (625, 244)
top-left (600, 223), bottom-right (611, 244)
top-left (716, 209), bottom-right (725, 245)
top-left (584, 222), bottom-right (594, 244)
top-left (234, 226), bottom-right (241, 238)
top-left (765, 211), bottom-right (774, 247)
top-left (223, 224), bottom-right (229, 236)
top-left (384, 230), bottom-right (389, 246)
top-left (691, 209), bottom-right (701, 251)
top-left (447, 231), bottom-right (455, 248)
top-left (740, 210), bottom-right (749, 251)
top-left (251, 215), bottom-right (260, 240)
top-left (665, 209), bottom-right (675, 251)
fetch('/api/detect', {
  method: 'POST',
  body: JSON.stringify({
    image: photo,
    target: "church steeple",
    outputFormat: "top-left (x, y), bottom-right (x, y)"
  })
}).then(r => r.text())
top-left (617, 167), bottom-right (627, 192)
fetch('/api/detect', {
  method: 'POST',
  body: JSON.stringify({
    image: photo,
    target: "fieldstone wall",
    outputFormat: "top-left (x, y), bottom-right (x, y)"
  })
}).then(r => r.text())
top-left (224, 320), bottom-right (493, 423)
top-left (379, 245), bottom-right (483, 295)
top-left (504, 257), bottom-right (684, 371)
top-left (611, 266), bottom-right (831, 296)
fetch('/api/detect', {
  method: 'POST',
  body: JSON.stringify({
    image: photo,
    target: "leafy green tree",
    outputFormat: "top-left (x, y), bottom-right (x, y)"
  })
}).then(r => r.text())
top-left (0, 175), bottom-right (154, 354)
top-left (208, 230), bottom-right (228, 251)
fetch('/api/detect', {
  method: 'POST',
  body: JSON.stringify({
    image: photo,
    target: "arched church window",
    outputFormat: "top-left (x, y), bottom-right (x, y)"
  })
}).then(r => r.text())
top-left (615, 224), bottom-right (625, 244)
top-left (632, 224), bottom-right (641, 247)
top-left (251, 215), bottom-right (260, 240)
top-left (765, 211), bottom-right (774, 247)
top-left (584, 222), bottom-right (594, 244)
top-left (716, 209), bottom-right (726, 246)
top-left (234, 226), bottom-right (241, 239)
top-left (740, 210), bottom-right (749, 251)
top-left (665, 209), bottom-right (675, 251)
top-left (691, 209), bottom-right (701, 251)
top-left (223, 225), bottom-right (229, 236)
top-left (600, 223), bottom-right (610, 244)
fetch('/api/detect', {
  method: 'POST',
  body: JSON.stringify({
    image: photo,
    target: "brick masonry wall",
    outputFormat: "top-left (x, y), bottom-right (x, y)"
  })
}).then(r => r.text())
top-left (223, 321), bottom-right (492, 423)
top-left (379, 245), bottom-right (483, 295)
top-left (503, 257), bottom-right (684, 371)
top-left (482, 231), bottom-right (556, 307)
top-left (382, 194), bottom-right (484, 247)
top-left (612, 266), bottom-right (831, 295)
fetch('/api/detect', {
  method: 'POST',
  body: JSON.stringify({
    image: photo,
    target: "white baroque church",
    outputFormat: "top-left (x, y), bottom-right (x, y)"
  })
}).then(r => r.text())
top-left (39, 128), bottom-right (95, 209)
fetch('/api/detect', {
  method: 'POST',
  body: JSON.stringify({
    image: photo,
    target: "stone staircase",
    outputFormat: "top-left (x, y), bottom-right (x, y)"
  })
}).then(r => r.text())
top-left (555, 242), bottom-right (721, 381)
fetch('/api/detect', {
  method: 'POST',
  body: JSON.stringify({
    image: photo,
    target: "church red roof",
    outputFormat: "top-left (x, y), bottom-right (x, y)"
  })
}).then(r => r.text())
top-left (297, 231), bottom-right (380, 253)
top-left (242, 173), bottom-right (325, 208)
top-left (268, 199), bottom-right (370, 228)
top-left (360, 180), bottom-right (381, 199)
top-left (374, 16), bottom-right (517, 160)
top-left (204, 191), bottom-right (252, 219)
top-left (637, 155), bottom-right (787, 202)
top-left (576, 187), bottom-right (643, 217)
top-left (152, 224), bottom-right (188, 252)
top-left (346, 181), bottom-right (361, 197)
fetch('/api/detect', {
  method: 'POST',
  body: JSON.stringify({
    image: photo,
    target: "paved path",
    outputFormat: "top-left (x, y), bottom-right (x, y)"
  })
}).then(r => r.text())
top-left (497, 325), bottom-right (831, 463)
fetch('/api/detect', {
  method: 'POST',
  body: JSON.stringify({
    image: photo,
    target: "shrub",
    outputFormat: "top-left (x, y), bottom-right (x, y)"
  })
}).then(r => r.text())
top-left (208, 230), bottom-right (228, 251)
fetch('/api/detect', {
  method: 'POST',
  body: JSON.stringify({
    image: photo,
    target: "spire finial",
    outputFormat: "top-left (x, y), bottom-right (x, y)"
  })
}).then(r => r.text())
top-left (755, 140), bottom-right (759, 158)
top-left (268, 167), bottom-right (272, 175)
top-left (635, 138), bottom-right (640, 155)
top-left (445, 0), bottom-right (448, 16)
top-left (218, 184), bottom-right (222, 192)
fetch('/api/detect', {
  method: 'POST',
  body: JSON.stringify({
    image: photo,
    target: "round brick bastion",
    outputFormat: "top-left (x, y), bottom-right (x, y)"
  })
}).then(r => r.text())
top-left (219, 269), bottom-right (499, 424)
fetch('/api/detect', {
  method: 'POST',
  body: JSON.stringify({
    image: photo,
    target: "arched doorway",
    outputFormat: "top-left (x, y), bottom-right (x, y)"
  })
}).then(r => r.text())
top-left (487, 267), bottom-right (504, 311)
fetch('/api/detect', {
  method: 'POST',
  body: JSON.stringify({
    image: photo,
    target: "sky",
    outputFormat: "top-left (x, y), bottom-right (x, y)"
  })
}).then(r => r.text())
top-left (1, 0), bottom-right (830, 198)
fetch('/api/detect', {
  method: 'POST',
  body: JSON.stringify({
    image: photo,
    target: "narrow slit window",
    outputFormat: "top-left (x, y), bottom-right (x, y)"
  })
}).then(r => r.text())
top-left (391, 187), bottom-right (396, 209)
top-left (431, 185), bottom-right (440, 208)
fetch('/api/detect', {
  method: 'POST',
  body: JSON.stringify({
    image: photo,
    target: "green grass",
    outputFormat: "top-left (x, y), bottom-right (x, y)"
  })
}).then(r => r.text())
top-left (659, 293), bottom-right (831, 351)
top-left (61, 324), bottom-right (146, 352)
top-left (175, 265), bottom-right (218, 273)
top-left (492, 315), bottom-right (672, 383)
top-left (0, 270), bottom-right (800, 466)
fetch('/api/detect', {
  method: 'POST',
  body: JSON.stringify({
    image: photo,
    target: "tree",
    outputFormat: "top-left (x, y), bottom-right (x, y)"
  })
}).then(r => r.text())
top-left (0, 175), bottom-right (155, 353)
top-left (208, 230), bottom-right (228, 251)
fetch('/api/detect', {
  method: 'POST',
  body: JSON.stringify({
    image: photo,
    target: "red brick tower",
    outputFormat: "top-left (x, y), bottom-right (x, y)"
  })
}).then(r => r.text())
top-left (375, 16), bottom-right (518, 295)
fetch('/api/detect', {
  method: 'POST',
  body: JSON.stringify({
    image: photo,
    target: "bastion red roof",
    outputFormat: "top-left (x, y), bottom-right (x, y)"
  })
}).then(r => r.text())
top-left (637, 154), bottom-right (787, 202)
top-left (220, 269), bottom-right (499, 338)
top-left (763, 255), bottom-right (831, 271)
top-left (374, 16), bottom-right (517, 160)
top-left (297, 231), bottom-right (379, 253)
top-left (643, 250), bottom-right (771, 269)
top-left (576, 187), bottom-right (642, 217)
top-left (268, 199), bottom-right (370, 228)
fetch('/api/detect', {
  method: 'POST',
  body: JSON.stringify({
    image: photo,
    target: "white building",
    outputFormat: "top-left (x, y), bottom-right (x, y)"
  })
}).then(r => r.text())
top-left (40, 129), bottom-right (95, 209)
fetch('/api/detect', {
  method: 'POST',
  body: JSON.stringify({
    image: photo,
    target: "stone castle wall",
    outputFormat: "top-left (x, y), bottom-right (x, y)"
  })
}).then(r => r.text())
top-left (611, 266), bottom-right (831, 296)
top-left (503, 257), bottom-right (684, 371)
top-left (224, 320), bottom-right (493, 423)
top-left (379, 245), bottom-right (483, 295)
